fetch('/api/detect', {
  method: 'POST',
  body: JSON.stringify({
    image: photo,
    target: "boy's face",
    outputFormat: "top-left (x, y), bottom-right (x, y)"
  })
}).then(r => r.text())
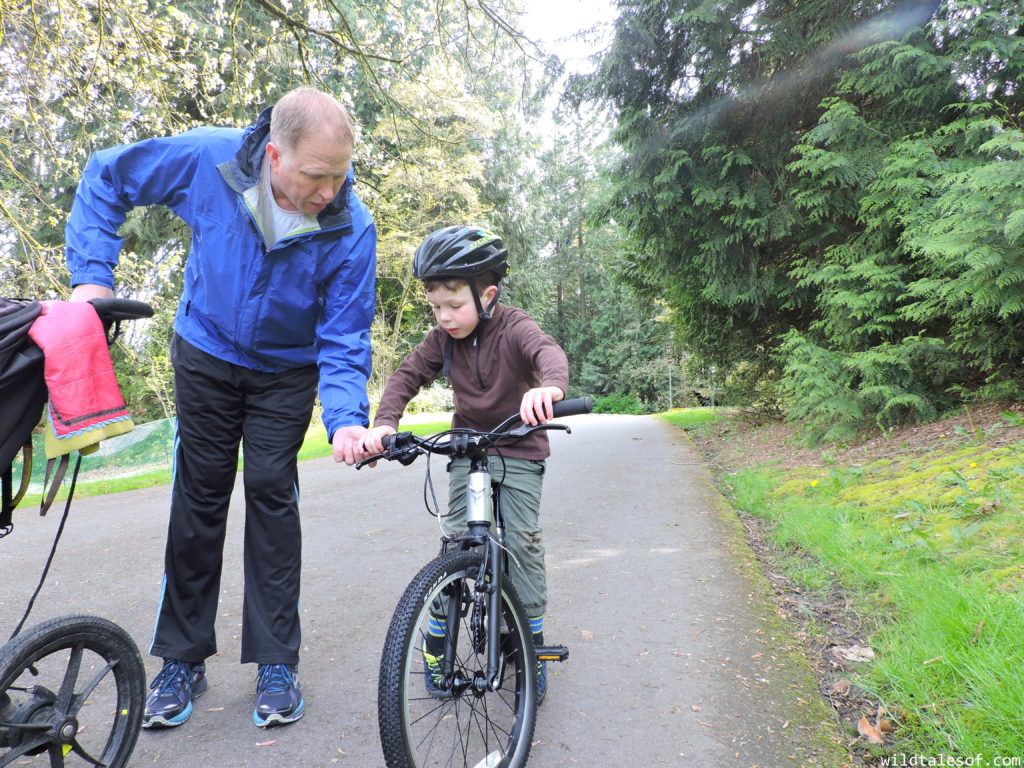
top-left (426, 283), bottom-right (497, 340)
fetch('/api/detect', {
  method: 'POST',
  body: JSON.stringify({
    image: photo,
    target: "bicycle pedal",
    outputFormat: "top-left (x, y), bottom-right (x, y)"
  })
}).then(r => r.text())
top-left (535, 645), bottom-right (569, 662)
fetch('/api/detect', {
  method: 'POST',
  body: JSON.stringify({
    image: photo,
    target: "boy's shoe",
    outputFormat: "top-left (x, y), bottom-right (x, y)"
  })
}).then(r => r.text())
top-left (536, 660), bottom-right (547, 707)
top-left (142, 659), bottom-right (207, 728)
top-left (422, 650), bottom-right (451, 699)
top-left (253, 664), bottom-right (304, 727)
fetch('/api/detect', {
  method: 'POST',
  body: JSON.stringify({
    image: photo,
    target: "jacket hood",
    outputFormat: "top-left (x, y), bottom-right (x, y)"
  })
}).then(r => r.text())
top-left (217, 105), bottom-right (354, 231)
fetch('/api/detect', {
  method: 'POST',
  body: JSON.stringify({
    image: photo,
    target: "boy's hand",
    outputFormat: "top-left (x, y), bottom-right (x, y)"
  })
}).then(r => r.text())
top-left (360, 425), bottom-right (397, 457)
top-left (333, 425), bottom-right (369, 466)
top-left (520, 386), bottom-right (565, 426)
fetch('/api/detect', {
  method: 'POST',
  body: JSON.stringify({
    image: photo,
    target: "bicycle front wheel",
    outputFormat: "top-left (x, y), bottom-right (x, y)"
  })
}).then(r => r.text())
top-left (378, 550), bottom-right (537, 768)
top-left (0, 614), bottom-right (145, 768)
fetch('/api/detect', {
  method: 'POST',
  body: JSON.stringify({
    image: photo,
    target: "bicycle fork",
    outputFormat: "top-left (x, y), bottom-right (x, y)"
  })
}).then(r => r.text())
top-left (462, 467), bottom-right (506, 692)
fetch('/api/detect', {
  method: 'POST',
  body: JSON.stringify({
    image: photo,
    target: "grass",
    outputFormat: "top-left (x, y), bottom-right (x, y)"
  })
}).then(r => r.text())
top-left (658, 406), bottom-right (727, 431)
top-left (18, 416), bottom-right (453, 508)
top-left (663, 408), bottom-right (1024, 759)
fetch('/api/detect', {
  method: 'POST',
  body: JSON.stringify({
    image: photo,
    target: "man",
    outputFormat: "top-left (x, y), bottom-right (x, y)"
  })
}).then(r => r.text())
top-left (66, 87), bottom-right (375, 728)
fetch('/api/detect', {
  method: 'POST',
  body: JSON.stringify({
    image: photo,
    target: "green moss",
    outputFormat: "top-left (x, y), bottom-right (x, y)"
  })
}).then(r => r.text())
top-left (662, 408), bottom-right (1024, 756)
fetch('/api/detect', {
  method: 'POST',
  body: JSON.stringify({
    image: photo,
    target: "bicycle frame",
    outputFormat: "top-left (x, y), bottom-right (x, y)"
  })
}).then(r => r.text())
top-left (437, 444), bottom-right (509, 693)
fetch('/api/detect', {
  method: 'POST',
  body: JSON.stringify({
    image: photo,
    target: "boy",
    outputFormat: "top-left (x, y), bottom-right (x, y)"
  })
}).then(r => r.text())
top-left (361, 225), bottom-right (569, 702)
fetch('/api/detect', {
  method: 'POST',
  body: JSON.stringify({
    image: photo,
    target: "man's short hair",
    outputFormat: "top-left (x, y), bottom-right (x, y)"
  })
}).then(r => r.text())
top-left (270, 87), bottom-right (353, 152)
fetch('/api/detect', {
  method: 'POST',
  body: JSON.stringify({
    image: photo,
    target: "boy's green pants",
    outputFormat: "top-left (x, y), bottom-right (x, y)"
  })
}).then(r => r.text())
top-left (446, 456), bottom-right (548, 618)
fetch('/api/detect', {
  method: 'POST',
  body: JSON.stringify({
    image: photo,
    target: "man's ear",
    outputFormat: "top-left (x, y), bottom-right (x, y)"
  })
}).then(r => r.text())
top-left (266, 141), bottom-right (281, 169)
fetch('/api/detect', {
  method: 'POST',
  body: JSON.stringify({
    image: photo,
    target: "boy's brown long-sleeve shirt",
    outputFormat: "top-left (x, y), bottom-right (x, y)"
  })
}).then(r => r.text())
top-left (374, 303), bottom-right (569, 460)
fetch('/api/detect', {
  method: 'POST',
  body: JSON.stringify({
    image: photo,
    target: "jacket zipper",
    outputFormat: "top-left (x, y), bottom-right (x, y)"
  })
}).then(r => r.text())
top-left (473, 336), bottom-right (486, 390)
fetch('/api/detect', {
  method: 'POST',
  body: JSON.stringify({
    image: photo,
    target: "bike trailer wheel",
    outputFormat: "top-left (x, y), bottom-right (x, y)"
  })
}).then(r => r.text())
top-left (0, 614), bottom-right (145, 768)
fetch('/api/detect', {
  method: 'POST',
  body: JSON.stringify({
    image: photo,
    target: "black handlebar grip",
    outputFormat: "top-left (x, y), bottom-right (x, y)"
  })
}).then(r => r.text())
top-left (551, 396), bottom-right (594, 418)
top-left (87, 298), bottom-right (155, 322)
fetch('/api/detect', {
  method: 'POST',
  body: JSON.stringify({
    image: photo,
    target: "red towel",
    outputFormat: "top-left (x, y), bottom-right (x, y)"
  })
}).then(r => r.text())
top-left (27, 301), bottom-right (130, 438)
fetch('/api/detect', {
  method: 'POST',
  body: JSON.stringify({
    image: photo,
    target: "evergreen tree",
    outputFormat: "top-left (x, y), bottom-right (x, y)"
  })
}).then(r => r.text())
top-left (582, 0), bottom-right (1024, 438)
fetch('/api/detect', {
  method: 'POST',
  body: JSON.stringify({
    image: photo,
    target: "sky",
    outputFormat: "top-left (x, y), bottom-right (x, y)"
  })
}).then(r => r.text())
top-left (517, 0), bottom-right (617, 75)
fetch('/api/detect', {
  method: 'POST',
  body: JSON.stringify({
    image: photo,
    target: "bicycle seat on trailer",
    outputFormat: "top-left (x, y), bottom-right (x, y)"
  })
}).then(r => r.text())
top-left (87, 297), bottom-right (154, 322)
top-left (0, 296), bottom-right (154, 534)
top-left (88, 297), bottom-right (154, 342)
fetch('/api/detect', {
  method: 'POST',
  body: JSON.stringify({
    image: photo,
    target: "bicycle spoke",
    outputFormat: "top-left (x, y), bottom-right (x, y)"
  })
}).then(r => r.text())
top-left (46, 742), bottom-right (66, 768)
top-left (72, 658), bottom-right (119, 710)
top-left (0, 731), bottom-right (52, 765)
top-left (55, 642), bottom-right (85, 714)
top-left (70, 737), bottom-right (108, 767)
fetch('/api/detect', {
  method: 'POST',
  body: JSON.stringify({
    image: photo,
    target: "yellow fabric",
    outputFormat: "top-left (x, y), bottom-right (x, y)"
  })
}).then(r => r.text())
top-left (45, 418), bottom-right (135, 459)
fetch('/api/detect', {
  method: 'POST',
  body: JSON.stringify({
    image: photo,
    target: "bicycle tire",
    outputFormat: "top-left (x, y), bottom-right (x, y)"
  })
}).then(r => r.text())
top-left (0, 614), bottom-right (145, 768)
top-left (378, 550), bottom-right (537, 768)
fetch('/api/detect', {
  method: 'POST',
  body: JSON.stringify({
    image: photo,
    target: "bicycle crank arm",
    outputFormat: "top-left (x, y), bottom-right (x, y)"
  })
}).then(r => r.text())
top-left (535, 645), bottom-right (569, 662)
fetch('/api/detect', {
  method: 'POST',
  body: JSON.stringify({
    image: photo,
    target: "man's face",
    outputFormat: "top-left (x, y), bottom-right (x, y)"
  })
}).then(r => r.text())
top-left (266, 132), bottom-right (352, 217)
top-left (427, 283), bottom-right (496, 340)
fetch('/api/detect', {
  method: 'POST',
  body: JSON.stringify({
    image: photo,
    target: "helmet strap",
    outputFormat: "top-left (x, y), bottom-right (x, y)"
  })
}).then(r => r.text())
top-left (470, 281), bottom-right (502, 321)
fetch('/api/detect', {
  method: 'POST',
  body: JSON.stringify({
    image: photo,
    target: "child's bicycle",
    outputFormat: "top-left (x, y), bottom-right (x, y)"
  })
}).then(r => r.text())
top-left (0, 297), bottom-right (152, 768)
top-left (357, 396), bottom-right (593, 768)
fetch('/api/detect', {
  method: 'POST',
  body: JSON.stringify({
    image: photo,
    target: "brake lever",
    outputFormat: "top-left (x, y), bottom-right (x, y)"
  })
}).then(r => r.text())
top-left (355, 453), bottom-right (385, 470)
top-left (354, 447), bottom-right (421, 470)
top-left (355, 433), bottom-right (424, 470)
top-left (504, 423), bottom-right (571, 439)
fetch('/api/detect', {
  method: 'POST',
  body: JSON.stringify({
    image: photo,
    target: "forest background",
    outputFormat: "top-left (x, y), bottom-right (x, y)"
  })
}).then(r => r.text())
top-left (1, 0), bottom-right (1022, 443)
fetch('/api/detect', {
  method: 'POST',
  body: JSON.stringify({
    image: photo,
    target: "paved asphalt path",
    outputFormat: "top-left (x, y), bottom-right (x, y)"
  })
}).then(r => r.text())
top-left (0, 414), bottom-right (847, 767)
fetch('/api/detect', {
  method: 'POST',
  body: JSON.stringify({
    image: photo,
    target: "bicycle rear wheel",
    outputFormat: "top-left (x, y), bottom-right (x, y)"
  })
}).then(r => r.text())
top-left (0, 614), bottom-right (145, 768)
top-left (378, 550), bottom-right (536, 768)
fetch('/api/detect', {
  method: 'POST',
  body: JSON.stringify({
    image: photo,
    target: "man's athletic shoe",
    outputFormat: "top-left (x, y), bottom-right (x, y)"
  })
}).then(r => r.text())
top-left (253, 664), bottom-right (304, 727)
top-left (142, 659), bottom-right (207, 728)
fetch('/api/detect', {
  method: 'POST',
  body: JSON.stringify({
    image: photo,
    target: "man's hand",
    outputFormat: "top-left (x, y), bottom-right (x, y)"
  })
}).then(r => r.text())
top-left (69, 284), bottom-right (115, 302)
top-left (520, 386), bottom-right (565, 426)
top-left (332, 425), bottom-right (369, 466)
top-left (360, 425), bottom-right (397, 457)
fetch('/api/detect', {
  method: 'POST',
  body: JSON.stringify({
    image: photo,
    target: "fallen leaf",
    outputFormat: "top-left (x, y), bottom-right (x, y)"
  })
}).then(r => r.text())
top-left (857, 716), bottom-right (885, 745)
top-left (691, 705), bottom-right (701, 711)
top-left (829, 678), bottom-right (852, 696)
top-left (878, 719), bottom-right (894, 734)
top-left (833, 645), bottom-right (875, 662)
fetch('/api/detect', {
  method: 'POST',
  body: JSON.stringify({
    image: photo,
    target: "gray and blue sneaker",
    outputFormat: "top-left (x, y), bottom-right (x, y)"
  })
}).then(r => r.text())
top-left (422, 649), bottom-right (451, 699)
top-left (536, 660), bottom-right (547, 706)
top-left (142, 659), bottom-right (207, 728)
top-left (253, 663), bottom-right (304, 727)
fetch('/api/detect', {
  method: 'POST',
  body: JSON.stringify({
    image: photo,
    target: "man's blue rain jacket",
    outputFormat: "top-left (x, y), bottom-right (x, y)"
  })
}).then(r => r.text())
top-left (65, 107), bottom-right (377, 440)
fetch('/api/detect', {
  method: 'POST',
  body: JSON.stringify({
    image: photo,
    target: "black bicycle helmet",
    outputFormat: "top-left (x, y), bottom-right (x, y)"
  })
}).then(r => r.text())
top-left (413, 226), bottom-right (509, 282)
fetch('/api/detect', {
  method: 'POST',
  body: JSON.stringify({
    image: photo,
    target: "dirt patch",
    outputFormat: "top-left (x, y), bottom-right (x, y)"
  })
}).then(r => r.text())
top-left (687, 402), bottom-right (1024, 763)
top-left (695, 402), bottom-right (1024, 475)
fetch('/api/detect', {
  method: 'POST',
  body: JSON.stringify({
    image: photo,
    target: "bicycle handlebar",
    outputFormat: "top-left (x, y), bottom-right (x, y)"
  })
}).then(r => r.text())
top-left (356, 396), bottom-right (594, 469)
